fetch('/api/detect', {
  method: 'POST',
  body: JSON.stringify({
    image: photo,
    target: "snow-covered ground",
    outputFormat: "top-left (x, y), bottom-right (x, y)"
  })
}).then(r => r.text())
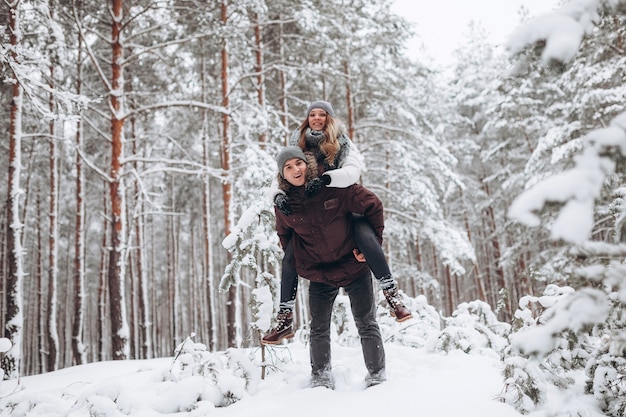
top-left (0, 340), bottom-right (522, 417)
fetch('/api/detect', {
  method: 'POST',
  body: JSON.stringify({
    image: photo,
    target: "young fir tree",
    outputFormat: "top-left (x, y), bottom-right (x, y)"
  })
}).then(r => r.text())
top-left (504, 2), bottom-right (626, 415)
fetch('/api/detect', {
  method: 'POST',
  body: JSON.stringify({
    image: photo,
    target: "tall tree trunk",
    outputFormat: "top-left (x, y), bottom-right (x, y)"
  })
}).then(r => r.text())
top-left (46, 105), bottom-right (59, 373)
top-left (221, 0), bottom-right (237, 348)
top-left (278, 14), bottom-right (288, 143)
top-left (200, 45), bottom-right (217, 351)
top-left (483, 181), bottom-right (509, 321)
top-left (430, 245), bottom-right (442, 313)
top-left (413, 238), bottom-right (422, 296)
top-left (3, 0), bottom-right (25, 380)
top-left (254, 14), bottom-right (266, 146)
top-left (135, 209), bottom-right (150, 358)
top-left (166, 193), bottom-right (175, 351)
top-left (71, 126), bottom-right (86, 366)
top-left (98, 191), bottom-right (108, 360)
top-left (444, 265), bottom-right (454, 316)
top-left (73, 76), bottom-right (86, 365)
top-left (108, 0), bottom-right (129, 360)
top-left (168, 182), bottom-right (180, 349)
top-left (36, 193), bottom-right (44, 373)
top-left (343, 60), bottom-right (354, 140)
top-left (47, 2), bottom-right (59, 369)
top-left (131, 128), bottom-right (151, 359)
top-left (460, 190), bottom-right (486, 302)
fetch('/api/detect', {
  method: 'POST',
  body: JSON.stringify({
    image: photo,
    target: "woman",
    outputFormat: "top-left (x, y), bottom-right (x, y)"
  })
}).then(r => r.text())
top-left (263, 101), bottom-right (411, 345)
top-left (273, 146), bottom-right (387, 388)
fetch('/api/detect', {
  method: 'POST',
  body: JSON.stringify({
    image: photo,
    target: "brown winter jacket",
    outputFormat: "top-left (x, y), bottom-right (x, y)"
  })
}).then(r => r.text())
top-left (275, 153), bottom-right (384, 287)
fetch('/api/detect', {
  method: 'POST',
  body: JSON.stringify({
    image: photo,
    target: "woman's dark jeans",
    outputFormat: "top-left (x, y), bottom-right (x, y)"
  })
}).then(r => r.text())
top-left (279, 241), bottom-right (298, 309)
top-left (279, 215), bottom-right (390, 308)
top-left (351, 215), bottom-right (391, 279)
top-left (308, 272), bottom-right (386, 378)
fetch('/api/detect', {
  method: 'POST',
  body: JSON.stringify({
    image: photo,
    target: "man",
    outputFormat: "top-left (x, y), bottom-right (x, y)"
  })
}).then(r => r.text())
top-left (272, 146), bottom-right (387, 389)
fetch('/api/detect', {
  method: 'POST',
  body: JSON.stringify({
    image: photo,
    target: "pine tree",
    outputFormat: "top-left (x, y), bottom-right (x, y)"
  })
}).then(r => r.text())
top-left (505, 2), bottom-right (626, 416)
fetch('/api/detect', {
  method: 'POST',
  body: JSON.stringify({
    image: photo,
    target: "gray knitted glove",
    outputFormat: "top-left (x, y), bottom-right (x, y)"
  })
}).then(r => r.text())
top-left (305, 174), bottom-right (331, 197)
top-left (274, 193), bottom-right (292, 216)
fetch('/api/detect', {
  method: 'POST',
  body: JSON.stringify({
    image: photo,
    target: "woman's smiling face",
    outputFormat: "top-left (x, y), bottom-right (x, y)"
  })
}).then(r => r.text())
top-left (308, 109), bottom-right (328, 131)
top-left (282, 158), bottom-right (307, 186)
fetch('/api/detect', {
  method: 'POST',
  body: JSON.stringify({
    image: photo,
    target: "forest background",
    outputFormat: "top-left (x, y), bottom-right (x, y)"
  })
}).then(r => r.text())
top-left (1, 1), bottom-right (626, 412)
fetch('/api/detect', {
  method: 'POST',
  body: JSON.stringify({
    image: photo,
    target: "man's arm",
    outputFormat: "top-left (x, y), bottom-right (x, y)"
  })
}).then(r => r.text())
top-left (274, 208), bottom-right (293, 249)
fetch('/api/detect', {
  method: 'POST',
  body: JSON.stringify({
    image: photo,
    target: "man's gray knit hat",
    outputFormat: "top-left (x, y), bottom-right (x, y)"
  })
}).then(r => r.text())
top-left (277, 146), bottom-right (307, 177)
top-left (306, 100), bottom-right (334, 117)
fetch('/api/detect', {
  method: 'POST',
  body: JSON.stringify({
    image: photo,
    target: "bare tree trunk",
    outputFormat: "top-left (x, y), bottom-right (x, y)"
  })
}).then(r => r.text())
top-left (221, 0), bottom-right (237, 348)
top-left (98, 191), bottom-right (108, 360)
top-left (479, 221), bottom-right (496, 308)
top-left (430, 246), bottom-right (442, 313)
top-left (444, 265), bottom-right (454, 316)
top-left (413, 238), bottom-right (422, 296)
top-left (136, 211), bottom-right (150, 358)
top-left (189, 230), bottom-right (198, 336)
top-left (71, 39), bottom-right (86, 364)
top-left (47, 6), bottom-right (60, 368)
top-left (36, 193), bottom-right (44, 374)
top-left (131, 134), bottom-right (151, 359)
top-left (254, 14), bottom-right (266, 146)
top-left (278, 14), bottom-right (288, 143)
top-left (200, 45), bottom-right (217, 352)
top-left (461, 190), bottom-right (486, 302)
top-left (128, 231), bottom-right (136, 359)
top-left (3, 0), bottom-right (25, 380)
top-left (169, 183), bottom-right (181, 349)
top-left (484, 193), bottom-right (509, 321)
top-left (344, 60), bottom-right (354, 140)
top-left (149, 223), bottom-right (159, 354)
top-left (166, 196), bottom-right (173, 351)
top-left (108, 0), bottom-right (129, 360)
top-left (46, 121), bottom-right (59, 373)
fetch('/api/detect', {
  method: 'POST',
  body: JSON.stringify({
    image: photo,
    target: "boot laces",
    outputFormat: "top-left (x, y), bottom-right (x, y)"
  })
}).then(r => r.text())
top-left (275, 310), bottom-right (292, 329)
top-left (384, 289), bottom-right (403, 308)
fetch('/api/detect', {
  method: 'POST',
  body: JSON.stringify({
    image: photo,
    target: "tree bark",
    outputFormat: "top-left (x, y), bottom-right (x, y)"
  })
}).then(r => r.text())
top-left (278, 14), bottom-right (288, 143)
top-left (3, 0), bottom-right (25, 380)
top-left (108, 0), bottom-right (129, 360)
top-left (47, 0), bottom-right (59, 369)
top-left (71, 28), bottom-right (86, 365)
top-left (200, 44), bottom-right (217, 351)
top-left (220, 0), bottom-right (237, 348)
top-left (98, 191), bottom-right (108, 360)
top-left (344, 60), bottom-right (355, 140)
top-left (36, 193), bottom-right (44, 373)
top-left (254, 14), bottom-right (266, 146)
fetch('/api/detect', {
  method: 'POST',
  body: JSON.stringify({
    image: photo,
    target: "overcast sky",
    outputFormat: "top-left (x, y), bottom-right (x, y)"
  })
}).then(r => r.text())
top-left (391, 0), bottom-right (562, 65)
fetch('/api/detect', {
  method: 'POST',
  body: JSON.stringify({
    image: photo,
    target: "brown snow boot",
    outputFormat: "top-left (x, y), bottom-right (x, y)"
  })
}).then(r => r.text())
top-left (383, 287), bottom-right (413, 322)
top-left (261, 309), bottom-right (294, 345)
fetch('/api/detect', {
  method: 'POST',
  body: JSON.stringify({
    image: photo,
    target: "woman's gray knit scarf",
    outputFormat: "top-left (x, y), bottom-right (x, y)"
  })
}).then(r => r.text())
top-left (290, 128), bottom-right (350, 169)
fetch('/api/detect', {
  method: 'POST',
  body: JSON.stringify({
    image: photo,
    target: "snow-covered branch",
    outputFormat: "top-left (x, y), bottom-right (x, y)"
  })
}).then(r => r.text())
top-left (509, 111), bottom-right (626, 243)
top-left (506, 0), bottom-right (626, 65)
top-left (75, 146), bottom-right (113, 183)
top-left (122, 33), bottom-right (210, 66)
top-left (126, 101), bottom-right (229, 119)
top-left (71, 4), bottom-right (112, 92)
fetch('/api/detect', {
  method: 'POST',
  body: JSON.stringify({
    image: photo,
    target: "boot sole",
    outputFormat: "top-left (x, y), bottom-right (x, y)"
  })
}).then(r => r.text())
top-left (261, 332), bottom-right (295, 345)
top-left (394, 314), bottom-right (413, 323)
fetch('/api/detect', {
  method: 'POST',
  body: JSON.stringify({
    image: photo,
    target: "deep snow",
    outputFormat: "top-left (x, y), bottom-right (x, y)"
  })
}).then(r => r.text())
top-left (0, 339), bottom-right (523, 417)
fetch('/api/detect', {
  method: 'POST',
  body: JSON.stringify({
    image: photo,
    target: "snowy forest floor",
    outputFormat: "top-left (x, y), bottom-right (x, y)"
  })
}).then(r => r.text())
top-left (0, 340), bottom-right (530, 417)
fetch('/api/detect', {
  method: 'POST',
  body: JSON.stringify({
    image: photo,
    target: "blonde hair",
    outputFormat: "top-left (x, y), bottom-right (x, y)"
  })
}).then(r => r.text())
top-left (297, 115), bottom-right (341, 166)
